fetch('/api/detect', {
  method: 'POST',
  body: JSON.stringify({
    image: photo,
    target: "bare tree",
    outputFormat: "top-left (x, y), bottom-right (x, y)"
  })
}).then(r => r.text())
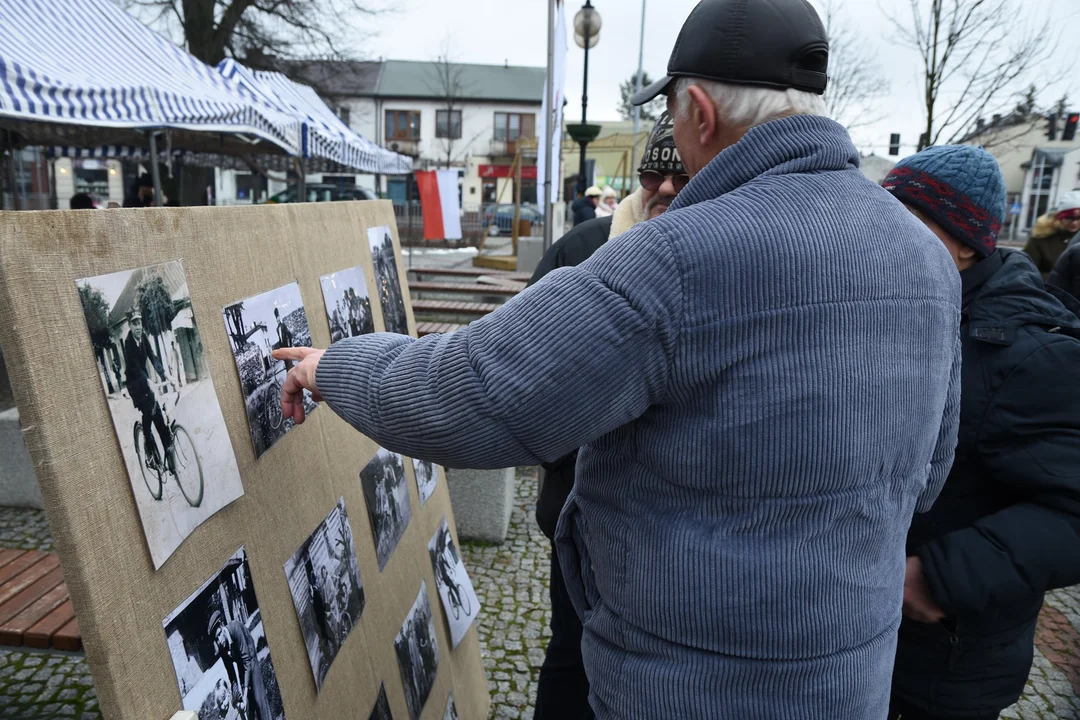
top-left (822, 0), bottom-right (890, 130)
top-left (887, 0), bottom-right (1055, 150)
top-left (120, 0), bottom-right (382, 67)
top-left (426, 46), bottom-right (485, 170)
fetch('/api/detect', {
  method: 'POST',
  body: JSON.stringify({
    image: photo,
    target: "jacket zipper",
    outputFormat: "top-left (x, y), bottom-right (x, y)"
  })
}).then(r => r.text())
top-left (947, 631), bottom-right (962, 669)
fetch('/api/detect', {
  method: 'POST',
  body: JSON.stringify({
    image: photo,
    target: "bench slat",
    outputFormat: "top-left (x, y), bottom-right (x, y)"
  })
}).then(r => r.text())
top-left (0, 549), bottom-right (27, 571)
top-left (409, 281), bottom-right (523, 296)
top-left (411, 300), bottom-right (500, 315)
top-left (24, 598), bottom-right (75, 649)
top-left (0, 553), bottom-right (58, 606)
top-left (53, 617), bottom-right (82, 651)
top-left (0, 565), bottom-right (65, 625)
top-left (0, 550), bottom-right (46, 584)
top-left (0, 579), bottom-right (70, 647)
top-left (409, 267), bottom-right (531, 282)
top-left (416, 322), bottom-right (465, 337)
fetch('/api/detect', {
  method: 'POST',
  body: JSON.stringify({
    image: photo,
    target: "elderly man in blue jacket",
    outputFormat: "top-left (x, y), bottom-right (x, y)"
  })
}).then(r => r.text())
top-left (274, 0), bottom-right (961, 717)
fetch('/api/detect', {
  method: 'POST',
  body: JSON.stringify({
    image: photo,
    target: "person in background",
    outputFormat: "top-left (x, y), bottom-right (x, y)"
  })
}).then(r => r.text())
top-left (570, 185), bottom-right (602, 226)
top-left (69, 193), bottom-right (95, 210)
top-left (123, 173), bottom-right (166, 208)
top-left (1023, 196), bottom-right (1080, 275)
top-left (594, 186), bottom-right (617, 218)
top-left (884, 146), bottom-right (1080, 720)
top-left (529, 111), bottom-right (687, 720)
top-left (272, 0), bottom-right (963, 714)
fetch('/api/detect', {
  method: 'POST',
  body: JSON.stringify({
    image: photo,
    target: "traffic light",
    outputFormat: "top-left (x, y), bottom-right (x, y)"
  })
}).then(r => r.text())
top-left (1048, 113), bottom-right (1059, 141)
top-left (1064, 113), bottom-right (1080, 142)
top-left (889, 133), bottom-right (901, 156)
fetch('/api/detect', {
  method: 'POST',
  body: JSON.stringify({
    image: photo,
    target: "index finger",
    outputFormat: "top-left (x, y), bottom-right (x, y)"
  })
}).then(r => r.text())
top-left (272, 347), bottom-right (317, 362)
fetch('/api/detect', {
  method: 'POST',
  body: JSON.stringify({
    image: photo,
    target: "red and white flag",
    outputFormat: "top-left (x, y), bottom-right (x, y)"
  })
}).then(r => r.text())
top-left (415, 170), bottom-right (462, 241)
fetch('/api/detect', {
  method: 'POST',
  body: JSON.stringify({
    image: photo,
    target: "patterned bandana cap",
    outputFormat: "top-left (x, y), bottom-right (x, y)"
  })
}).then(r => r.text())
top-left (638, 112), bottom-right (685, 175)
top-left (882, 145), bottom-right (1006, 258)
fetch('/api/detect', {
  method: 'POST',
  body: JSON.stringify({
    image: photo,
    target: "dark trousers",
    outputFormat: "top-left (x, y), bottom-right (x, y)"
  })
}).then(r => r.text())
top-left (888, 696), bottom-right (999, 720)
top-left (135, 395), bottom-right (171, 456)
top-left (534, 543), bottom-right (593, 720)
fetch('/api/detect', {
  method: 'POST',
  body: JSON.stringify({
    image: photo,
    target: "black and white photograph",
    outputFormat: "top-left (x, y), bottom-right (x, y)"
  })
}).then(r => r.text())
top-left (163, 547), bottom-right (286, 720)
top-left (222, 282), bottom-right (318, 458)
top-left (442, 694), bottom-right (460, 720)
top-left (428, 517), bottom-right (481, 648)
top-left (77, 261), bottom-right (244, 569)
top-left (367, 225), bottom-right (409, 335)
top-left (412, 458), bottom-right (438, 507)
top-left (319, 265), bottom-right (374, 342)
top-left (394, 583), bottom-right (440, 720)
top-left (368, 683), bottom-right (393, 720)
top-left (283, 498), bottom-right (365, 691)
top-left (359, 448), bottom-right (412, 572)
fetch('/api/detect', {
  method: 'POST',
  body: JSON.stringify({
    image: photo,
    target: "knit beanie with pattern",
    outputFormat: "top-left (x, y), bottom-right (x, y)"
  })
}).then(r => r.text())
top-left (882, 145), bottom-right (1006, 258)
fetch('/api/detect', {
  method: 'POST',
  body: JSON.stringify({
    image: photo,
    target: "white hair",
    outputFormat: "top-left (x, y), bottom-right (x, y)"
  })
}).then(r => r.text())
top-left (673, 77), bottom-right (829, 130)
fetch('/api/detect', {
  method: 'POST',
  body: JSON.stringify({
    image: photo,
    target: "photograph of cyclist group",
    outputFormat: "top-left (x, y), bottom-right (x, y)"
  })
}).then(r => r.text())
top-left (394, 583), bottom-right (439, 720)
top-left (368, 683), bottom-right (392, 720)
top-left (359, 448), bottom-right (413, 572)
top-left (428, 517), bottom-right (480, 648)
top-left (283, 498), bottom-right (366, 691)
top-left (367, 226), bottom-right (409, 335)
top-left (319, 265), bottom-right (375, 343)
top-left (223, 282), bottom-right (317, 458)
top-left (163, 548), bottom-right (286, 720)
top-left (76, 261), bottom-right (244, 569)
top-left (412, 458), bottom-right (438, 507)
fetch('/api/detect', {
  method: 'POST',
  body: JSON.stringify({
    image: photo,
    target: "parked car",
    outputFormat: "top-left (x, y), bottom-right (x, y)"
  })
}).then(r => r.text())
top-left (262, 184), bottom-right (378, 204)
top-left (483, 203), bottom-right (543, 236)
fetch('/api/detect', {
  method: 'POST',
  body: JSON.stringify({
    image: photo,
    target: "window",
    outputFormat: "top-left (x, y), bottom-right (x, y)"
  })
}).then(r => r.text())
top-left (494, 113), bottom-right (535, 142)
top-left (386, 110), bottom-right (421, 141)
top-left (337, 106), bottom-right (351, 127)
top-left (436, 110), bottom-right (462, 139)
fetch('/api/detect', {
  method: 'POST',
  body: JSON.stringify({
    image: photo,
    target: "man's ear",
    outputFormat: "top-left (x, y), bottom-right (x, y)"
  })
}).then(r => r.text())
top-left (958, 245), bottom-right (978, 262)
top-left (686, 84), bottom-right (717, 148)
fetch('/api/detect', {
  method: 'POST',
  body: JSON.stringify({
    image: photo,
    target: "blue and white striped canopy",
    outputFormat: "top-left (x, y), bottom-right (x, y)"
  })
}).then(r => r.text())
top-left (217, 59), bottom-right (412, 175)
top-left (0, 0), bottom-right (302, 156)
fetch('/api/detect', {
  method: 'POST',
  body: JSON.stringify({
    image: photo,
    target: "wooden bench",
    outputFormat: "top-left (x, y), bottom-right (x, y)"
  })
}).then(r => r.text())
top-left (416, 322), bottom-right (465, 337)
top-left (0, 548), bottom-right (81, 651)
top-left (408, 267), bottom-right (532, 283)
top-left (411, 300), bottom-right (501, 317)
top-left (409, 281), bottom-right (524, 297)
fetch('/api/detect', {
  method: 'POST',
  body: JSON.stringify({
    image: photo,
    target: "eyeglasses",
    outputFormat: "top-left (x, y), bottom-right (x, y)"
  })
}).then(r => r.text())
top-left (639, 171), bottom-right (690, 193)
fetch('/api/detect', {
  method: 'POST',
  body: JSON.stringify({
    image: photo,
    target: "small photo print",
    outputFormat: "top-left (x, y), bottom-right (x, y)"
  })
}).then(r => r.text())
top-left (369, 683), bottom-right (393, 720)
top-left (283, 498), bottom-right (365, 691)
top-left (360, 448), bottom-right (413, 572)
top-left (443, 694), bottom-right (460, 720)
top-left (428, 517), bottom-right (481, 648)
top-left (163, 547), bottom-right (285, 720)
top-left (319, 265), bottom-right (375, 343)
top-left (367, 226), bottom-right (409, 334)
top-left (412, 458), bottom-right (438, 507)
top-left (222, 282), bottom-right (317, 458)
top-left (76, 261), bottom-right (244, 569)
top-left (395, 583), bottom-right (440, 720)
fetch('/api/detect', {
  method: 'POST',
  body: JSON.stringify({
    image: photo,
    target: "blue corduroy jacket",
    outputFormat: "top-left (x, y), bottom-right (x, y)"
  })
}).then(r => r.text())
top-left (317, 115), bottom-right (963, 719)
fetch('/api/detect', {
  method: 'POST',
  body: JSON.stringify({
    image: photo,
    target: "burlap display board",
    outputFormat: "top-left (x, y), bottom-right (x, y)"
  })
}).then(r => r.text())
top-left (0, 201), bottom-right (489, 720)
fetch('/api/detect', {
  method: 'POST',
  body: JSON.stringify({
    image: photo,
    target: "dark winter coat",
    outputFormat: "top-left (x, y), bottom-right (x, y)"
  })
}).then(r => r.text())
top-left (528, 214), bottom-right (614, 539)
top-left (1047, 241), bottom-right (1080, 301)
top-left (570, 197), bottom-right (597, 226)
top-left (892, 249), bottom-right (1080, 717)
top-left (123, 331), bottom-right (164, 410)
top-left (1023, 229), bottom-right (1072, 275)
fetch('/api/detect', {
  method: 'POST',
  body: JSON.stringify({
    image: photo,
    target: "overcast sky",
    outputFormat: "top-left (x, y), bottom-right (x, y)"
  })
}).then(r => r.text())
top-left (357, 0), bottom-right (1080, 157)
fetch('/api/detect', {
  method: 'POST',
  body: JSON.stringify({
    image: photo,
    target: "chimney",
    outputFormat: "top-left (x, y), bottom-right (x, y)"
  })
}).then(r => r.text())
top-left (976, 118), bottom-right (985, 132)
top-left (992, 114), bottom-right (1002, 126)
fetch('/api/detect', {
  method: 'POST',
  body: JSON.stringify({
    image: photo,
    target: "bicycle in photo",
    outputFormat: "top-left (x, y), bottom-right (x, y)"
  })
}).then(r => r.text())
top-left (440, 545), bottom-right (471, 620)
top-left (262, 362), bottom-right (285, 431)
top-left (133, 383), bottom-right (205, 507)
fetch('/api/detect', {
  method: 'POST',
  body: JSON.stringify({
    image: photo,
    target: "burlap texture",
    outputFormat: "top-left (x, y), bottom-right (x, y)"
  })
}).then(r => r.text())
top-left (0, 201), bottom-right (489, 720)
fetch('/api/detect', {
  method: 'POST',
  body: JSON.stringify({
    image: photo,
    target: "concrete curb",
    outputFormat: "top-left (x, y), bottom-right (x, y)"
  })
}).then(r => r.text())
top-left (445, 467), bottom-right (515, 543)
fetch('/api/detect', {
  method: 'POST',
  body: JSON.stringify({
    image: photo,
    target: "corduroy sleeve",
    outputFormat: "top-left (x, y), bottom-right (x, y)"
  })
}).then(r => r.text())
top-left (916, 331), bottom-right (962, 513)
top-left (315, 224), bottom-right (683, 469)
top-left (917, 343), bottom-right (1080, 614)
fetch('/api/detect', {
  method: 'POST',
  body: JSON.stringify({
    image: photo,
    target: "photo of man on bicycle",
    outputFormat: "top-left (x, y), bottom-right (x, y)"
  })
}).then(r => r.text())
top-left (427, 518), bottom-right (479, 648)
top-left (124, 309), bottom-right (175, 474)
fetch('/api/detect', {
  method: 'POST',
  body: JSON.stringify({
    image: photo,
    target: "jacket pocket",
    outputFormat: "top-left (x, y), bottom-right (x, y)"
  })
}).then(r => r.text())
top-left (554, 491), bottom-right (599, 619)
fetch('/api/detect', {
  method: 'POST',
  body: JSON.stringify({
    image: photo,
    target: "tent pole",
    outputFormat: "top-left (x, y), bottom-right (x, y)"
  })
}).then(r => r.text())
top-left (294, 157), bottom-right (306, 201)
top-left (542, 0), bottom-right (557, 252)
top-left (148, 131), bottom-right (163, 206)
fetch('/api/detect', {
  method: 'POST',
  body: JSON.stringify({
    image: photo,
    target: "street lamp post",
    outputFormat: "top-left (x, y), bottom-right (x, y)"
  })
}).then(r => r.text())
top-left (566, 1), bottom-right (602, 197)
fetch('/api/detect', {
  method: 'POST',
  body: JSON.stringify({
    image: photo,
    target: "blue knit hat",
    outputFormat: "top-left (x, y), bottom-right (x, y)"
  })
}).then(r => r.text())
top-left (882, 145), bottom-right (1006, 258)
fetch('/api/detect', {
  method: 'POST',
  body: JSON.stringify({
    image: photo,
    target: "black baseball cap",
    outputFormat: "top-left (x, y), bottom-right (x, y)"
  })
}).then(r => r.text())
top-left (632, 0), bottom-right (829, 106)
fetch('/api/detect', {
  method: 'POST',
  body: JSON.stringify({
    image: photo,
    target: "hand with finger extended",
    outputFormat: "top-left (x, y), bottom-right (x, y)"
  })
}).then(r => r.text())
top-left (271, 347), bottom-right (326, 425)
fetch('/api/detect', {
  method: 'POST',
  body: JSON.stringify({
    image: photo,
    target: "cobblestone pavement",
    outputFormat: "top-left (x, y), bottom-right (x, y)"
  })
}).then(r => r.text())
top-left (2, 472), bottom-right (1080, 718)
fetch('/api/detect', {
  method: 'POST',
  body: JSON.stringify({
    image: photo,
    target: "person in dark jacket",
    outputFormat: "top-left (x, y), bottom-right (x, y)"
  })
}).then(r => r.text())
top-left (1047, 236), bottom-right (1080, 300)
top-left (529, 112), bottom-right (687, 720)
top-left (123, 173), bottom-right (157, 208)
top-left (570, 186), bottom-right (602, 226)
top-left (123, 310), bottom-right (173, 469)
top-left (1022, 199), bottom-right (1080, 276)
top-left (883, 146), bottom-right (1080, 720)
top-left (211, 610), bottom-right (273, 720)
